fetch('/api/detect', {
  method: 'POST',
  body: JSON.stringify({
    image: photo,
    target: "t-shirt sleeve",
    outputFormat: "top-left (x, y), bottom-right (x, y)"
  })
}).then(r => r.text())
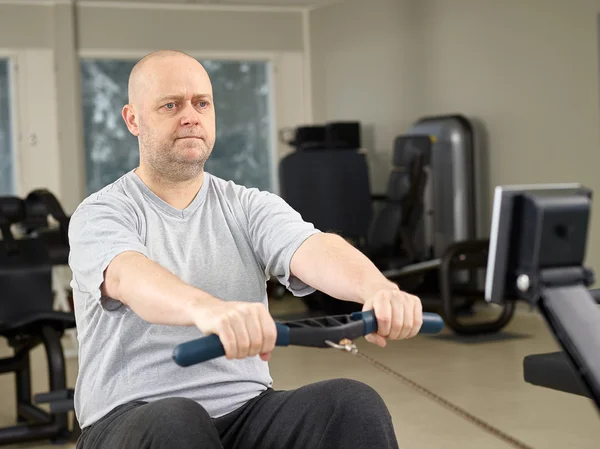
top-left (68, 194), bottom-right (149, 305)
top-left (240, 188), bottom-right (321, 297)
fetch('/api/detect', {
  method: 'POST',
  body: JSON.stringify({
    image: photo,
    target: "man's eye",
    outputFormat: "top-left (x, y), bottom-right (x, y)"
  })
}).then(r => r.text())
top-left (165, 103), bottom-right (175, 109)
top-left (198, 101), bottom-right (208, 108)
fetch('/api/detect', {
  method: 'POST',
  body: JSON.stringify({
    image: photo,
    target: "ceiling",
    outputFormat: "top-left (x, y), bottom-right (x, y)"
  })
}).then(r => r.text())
top-left (74, 0), bottom-right (343, 8)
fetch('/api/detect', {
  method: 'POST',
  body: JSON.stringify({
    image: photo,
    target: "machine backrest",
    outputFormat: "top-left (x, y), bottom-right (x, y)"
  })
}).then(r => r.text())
top-left (21, 189), bottom-right (71, 265)
top-left (391, 135), bottom-right (430, 229)
top-left (279, 149), bottom-right (373, 243)
top-left (0, 197), bottom-right (24, 254)
top-left (367, 135), bottom-right (431, 261)
top-left (0, 196), bottom-right (53, 326)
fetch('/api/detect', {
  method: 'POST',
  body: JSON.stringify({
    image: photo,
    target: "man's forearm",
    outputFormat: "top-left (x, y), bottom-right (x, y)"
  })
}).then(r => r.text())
top-left (290, 233), bottom-right (397, 304)
top-left (102, 251), bottom-right (219, 326)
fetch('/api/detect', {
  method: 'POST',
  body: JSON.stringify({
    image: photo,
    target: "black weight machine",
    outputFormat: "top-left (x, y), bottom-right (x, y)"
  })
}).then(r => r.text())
top-left (0, 189), bottom-right (79, 445)
top-left (484, 183), bottom-right (600, 411)
top-left (279, 117), bottom-right (514, 335)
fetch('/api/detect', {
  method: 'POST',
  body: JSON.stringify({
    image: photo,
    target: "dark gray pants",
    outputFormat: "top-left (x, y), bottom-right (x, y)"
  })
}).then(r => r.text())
top-left (76, 378), bottom-right (399, 449)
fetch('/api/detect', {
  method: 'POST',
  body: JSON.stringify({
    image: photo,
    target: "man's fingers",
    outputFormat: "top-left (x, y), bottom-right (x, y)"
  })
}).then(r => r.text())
top-left (257, 305), bottom-right (278, 356)
top-left (228, 310), bottom-right (250, 359)
top-left (398, 294), bottom-right (415, 340)
top-left (216, 317), bottom-right (238, 359)
top-left (374, 294), bottom-right (393, 338)
top-left (365, 333), bottom-right (387, 347)
top-left (389, 293), bottom-right (405, 340)
top-left (245, 305), bottom-right (264, 357)
top-left (362, 289), bottom-right (424, 343)
top-left (408, 296), bottom-right (423, 338)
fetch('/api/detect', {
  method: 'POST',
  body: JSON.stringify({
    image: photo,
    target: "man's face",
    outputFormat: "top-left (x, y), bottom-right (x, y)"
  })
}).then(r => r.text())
top-left (126, 55), bottom-right (216, 182)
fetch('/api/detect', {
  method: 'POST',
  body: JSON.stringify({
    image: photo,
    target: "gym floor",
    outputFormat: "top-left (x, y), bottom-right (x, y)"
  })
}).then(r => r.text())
top-left (1, 296), bottom-right (599, 449)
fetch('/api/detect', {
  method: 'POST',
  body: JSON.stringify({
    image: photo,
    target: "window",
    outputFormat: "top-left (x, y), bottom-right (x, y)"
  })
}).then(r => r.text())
top-left (0, 59), bottom-right (15, 195)
top-left (80, 58), bottom-right (274, 196)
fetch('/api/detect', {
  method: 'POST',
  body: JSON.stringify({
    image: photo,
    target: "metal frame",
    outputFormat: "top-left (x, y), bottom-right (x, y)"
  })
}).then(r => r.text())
top-left (438, 239), bottom-right (515, 334)
top-left (523, 289), bottom-right (600, 398)
top-left (382, 239), bottom-right (516, 335)
top-left (0, 190), bottom-right (79, 445)
top-left (534, 284), bottom-right (600, 410)
top-left (0, 325), bottom-right (79, 445)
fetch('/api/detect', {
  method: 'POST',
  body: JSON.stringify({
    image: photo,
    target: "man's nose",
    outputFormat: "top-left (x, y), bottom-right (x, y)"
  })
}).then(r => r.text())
top-left (180, 103), bottom-right (202, 126)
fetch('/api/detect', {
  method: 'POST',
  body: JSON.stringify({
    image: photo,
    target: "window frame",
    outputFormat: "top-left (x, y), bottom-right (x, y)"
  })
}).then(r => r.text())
top-left (78, 49), bottom-right (284, 195)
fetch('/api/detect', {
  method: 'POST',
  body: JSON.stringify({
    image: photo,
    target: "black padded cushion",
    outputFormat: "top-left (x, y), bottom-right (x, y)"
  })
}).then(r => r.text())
top-left (0, 197), bottom-right (25, 224)
top-left (367, 134), bottom-right (432, 265)
top-left (0, 238), bottom-right (54, 325)
top-left (36, 230), bottom-right (70, 266)
top-left (387, 136), bottom-right (431, 201)
top-left (367, 205), bottom-right (404, 260)
top-left (523, 352), bottom-right (589, 397)
top-left (386, 170), bottom-right (411, 203)
top-left (393, 134), bottom-right (432, 166)
top-left (0, 236), bottom-right (75, 338)
top-left (279, 150), bottom-right (372, 241)
top-left (387, 135), bottom-right (431, 202)
top-left (0, 311), bottom-right (75, 336)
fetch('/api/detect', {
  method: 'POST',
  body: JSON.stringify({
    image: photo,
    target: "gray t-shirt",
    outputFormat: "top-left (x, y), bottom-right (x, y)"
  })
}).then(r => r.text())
top-left (68, 170), bottom-right (320, 429)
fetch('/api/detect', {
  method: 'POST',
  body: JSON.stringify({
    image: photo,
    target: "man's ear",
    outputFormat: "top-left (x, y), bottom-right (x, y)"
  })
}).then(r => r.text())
top-left (122, 104), bottom-right (140, 136)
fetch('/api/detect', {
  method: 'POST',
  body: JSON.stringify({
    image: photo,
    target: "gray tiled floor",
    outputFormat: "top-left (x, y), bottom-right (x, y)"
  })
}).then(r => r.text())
top-left (1, 298), bottom-right (599, 449)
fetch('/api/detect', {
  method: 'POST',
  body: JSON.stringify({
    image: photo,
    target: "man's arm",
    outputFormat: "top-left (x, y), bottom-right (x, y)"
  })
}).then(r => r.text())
top-left (289, 233), bottom-right (392, 305)
top-left (101, 251), bottom-right (219, 326)
top-left (290, 232), bottom-right (423, 345)
top-left (68, 196), bottom-right (278, 362)
top-left (100, 251), bottom-right (277, 361)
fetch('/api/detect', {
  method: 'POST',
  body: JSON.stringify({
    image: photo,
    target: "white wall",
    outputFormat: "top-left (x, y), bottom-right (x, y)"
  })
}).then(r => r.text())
top-left (310, 0), bottom-right (425, 194)
top-left (0, 4), bottom-right (54, 49)
top-left (76, 4), bottom-right (304, 53)
top-left (310, 0), bottom-right (600, 273)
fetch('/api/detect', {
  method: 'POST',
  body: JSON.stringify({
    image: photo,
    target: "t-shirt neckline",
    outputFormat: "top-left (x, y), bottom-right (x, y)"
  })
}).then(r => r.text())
top-left (127, 169), bottom-right (211, 219)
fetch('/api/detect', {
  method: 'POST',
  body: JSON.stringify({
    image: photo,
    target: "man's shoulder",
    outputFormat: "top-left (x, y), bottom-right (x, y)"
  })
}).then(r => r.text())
top-left (72, 171), bottom-right (139, 219)
top-left (207, 172), bottom-right (274, 203)
top-left (208, 172), bottom-right (252, 193)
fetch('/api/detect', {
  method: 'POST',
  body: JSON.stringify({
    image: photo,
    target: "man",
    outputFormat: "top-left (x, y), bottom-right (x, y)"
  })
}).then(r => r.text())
top-left (68, 50), bottom-right (423, 449)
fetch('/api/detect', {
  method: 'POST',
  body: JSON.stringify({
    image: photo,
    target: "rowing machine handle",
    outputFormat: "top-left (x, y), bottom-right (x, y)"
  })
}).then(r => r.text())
top-left (172, 311), bottom-right (443, 367)
top-left (349, 310), bottom-right (443, 336)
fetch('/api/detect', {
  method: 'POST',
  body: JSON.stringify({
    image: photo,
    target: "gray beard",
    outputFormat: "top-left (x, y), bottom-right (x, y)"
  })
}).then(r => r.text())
top-left (146, 152), bottom-right (206, 183)
top-left (139, 138), bottom-right (213, 183)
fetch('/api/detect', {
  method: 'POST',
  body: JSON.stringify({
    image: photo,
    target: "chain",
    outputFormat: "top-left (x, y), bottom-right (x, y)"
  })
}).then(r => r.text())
top-left (353, 351), bottom-right (536, 449)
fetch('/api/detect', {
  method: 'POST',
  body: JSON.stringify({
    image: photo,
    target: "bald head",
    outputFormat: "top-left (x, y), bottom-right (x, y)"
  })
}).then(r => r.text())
top-left (121, 49), bottom-right (217, 184)
top-left (127, 50), bottom-right (211, 108)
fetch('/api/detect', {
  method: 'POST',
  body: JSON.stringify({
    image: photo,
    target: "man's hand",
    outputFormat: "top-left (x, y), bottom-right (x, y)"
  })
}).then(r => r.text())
top-left (360, 283), bottom-right (423, 347)
top-left (289, 233), bottom-right (423, 347)
top-left (102, 251), bottom-right (278, 361)
top-left (190, 300), bottom-right (278, 362)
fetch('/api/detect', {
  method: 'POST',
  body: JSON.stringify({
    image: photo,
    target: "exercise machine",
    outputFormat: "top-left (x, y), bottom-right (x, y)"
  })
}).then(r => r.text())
top-left (279, 117), bottom-right (514, 335)
top-left (521, 287), bottom-right (600, 399)
top-left (172, 310), bottom-right (445, 366)
top-left (0, 191), bottom-right (79, 445)
top-left (405, 114), bottom-right (478, 261)
top-left (484, 183), bottom-right (600, 411)
top-left (382, 115), bottom-right (515, 335)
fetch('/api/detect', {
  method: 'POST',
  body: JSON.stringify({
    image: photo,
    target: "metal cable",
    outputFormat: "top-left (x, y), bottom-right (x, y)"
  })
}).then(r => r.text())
top-left (355, 351), bottom-right (536, 449)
